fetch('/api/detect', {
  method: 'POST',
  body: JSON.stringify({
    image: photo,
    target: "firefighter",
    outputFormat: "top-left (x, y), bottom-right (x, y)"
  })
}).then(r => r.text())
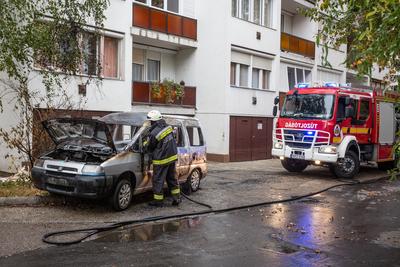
top-left (143, 110), bottom-right (181, 207)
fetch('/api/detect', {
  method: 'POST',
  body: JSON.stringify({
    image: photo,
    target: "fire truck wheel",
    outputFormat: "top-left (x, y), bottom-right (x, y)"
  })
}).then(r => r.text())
top-left (332, 150), bottom-right (360, 179)
top-left (281, 159), bottom-right (308, 172)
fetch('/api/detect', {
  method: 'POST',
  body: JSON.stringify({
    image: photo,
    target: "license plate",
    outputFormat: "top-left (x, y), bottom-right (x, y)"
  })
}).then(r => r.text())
top-left (47, 177), bottom-right (68, 186)
top-left (290, 151), bottom-right (305, 160)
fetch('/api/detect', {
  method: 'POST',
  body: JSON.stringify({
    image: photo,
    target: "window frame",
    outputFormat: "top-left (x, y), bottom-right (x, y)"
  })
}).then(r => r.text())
top-left (231, 56), bottom-right (271, 90)
top-left (232, 0), bottom-right (274, 28)
top-left (186, 126), bottom-right (204, 147)
top-left (287, 66), bottom-right (312, 89)
top-left (358, 98), bottom-right (371, 121)
top-left (135, 0), bottom-right (181, 14)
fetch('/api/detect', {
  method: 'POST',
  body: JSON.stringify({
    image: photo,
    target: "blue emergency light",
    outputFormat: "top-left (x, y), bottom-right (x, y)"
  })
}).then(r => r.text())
top-left (295, 83), bottom-right (310, 89)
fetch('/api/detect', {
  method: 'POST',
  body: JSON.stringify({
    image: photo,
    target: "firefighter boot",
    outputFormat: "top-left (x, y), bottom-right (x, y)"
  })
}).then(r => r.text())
top-left (171, 187), bottom-right (181, 206)
top-left (148, 193), bottom-right (164, 207)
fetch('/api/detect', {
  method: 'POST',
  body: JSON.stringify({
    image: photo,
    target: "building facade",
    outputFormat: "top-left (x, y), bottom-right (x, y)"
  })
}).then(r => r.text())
top-left (0, 0), bottom-right (391, 171)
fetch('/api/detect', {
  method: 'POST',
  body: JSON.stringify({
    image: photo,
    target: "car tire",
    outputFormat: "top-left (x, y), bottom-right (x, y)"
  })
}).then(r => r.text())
top-left (111, 179), bottom-right (132, 211)
top-left (182, 169), bottom-right (201, 195)
top-left (332, 150), bottom-right (360, 179)
top-left (281, 159), bottom-right (308, 172)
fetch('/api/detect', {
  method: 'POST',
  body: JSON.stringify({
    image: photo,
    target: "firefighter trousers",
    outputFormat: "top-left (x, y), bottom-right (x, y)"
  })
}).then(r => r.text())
top-left (152, 162), bottom-right (180, 201)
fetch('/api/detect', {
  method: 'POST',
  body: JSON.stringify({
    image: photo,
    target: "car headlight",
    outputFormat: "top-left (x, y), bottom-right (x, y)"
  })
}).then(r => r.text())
top-left (274, 142), bottom-right (283, 149)
top-left (34, 159), bottom-right (45, 168)
top-left (82, 164), bottom-right (104, 175)
top-left (318, 146), bottom-right (337, 154)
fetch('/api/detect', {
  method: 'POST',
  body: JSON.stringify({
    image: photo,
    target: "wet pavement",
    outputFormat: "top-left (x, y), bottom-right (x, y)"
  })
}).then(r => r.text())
top-left (1, 177), bottom-right (399, 266)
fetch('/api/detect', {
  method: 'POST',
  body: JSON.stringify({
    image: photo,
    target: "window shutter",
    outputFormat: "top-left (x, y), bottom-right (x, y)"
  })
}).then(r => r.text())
top-left (133, 48), bottom-right (145, 64)
top-left (231, 51), bottom-right (251, 65)
top-left (252, 56), bottom-right (272, 70)
top-left (103, 37), bottom-right (118, 78)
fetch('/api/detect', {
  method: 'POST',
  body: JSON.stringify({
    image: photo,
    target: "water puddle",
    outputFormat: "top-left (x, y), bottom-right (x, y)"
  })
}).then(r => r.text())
top-left (94, 217), bottom-right (202, 243)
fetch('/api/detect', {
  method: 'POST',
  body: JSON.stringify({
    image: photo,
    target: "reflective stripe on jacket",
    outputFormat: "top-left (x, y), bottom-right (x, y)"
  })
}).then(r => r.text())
top-left (144, 119), bottom-right (178, 166)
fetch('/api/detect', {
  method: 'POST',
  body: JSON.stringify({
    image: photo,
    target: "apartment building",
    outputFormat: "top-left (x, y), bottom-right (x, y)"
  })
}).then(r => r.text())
top-left (0, 0), bottom-right (391, 171)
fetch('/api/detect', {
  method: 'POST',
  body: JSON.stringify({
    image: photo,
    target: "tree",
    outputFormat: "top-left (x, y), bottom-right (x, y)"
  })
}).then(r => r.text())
top-left (0, 0), bottom-right (109, 170)
top-left (304, 0), bottom-right (400, 85)
top-left (305, 0), bottom-right (400, 176)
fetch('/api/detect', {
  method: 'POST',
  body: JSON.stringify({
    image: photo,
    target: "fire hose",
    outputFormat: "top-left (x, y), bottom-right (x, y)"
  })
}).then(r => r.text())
top-left (42, 174), bottom-right (395, 246)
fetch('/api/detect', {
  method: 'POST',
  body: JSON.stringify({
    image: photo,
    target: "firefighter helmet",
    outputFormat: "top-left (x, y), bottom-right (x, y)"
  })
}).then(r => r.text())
top-left (147, 110), bottom-right (162, 121)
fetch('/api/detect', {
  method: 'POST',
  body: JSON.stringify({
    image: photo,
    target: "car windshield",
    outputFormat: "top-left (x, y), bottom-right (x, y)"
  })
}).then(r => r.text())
top-left (281, 94), bottom-right (335, 120)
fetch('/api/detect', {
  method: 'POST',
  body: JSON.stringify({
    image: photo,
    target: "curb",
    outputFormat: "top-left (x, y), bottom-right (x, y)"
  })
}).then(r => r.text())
top-left (0, 195), bottom-right (62, 206)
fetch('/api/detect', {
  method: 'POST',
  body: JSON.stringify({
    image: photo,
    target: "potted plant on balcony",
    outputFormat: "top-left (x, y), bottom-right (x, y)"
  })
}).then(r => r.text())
top-left (150, 79), bottom-right (185, 104)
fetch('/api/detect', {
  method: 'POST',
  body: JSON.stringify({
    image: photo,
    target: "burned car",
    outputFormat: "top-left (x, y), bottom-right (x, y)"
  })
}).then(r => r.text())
top-left (31, 112), bottom-right (207, 211)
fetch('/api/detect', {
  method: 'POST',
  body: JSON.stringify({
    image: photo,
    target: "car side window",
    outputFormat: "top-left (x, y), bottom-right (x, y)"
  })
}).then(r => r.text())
top-left (186, 127), bottom-right (204, 146)
top-left (173, 126), bottom-right (185, 147)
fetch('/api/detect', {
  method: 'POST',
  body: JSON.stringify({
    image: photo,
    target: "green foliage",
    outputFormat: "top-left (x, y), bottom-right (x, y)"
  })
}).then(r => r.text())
top-left (304, 0), bottom-right (400, 84)
top-left (0, 0), bottom-right (109, 170)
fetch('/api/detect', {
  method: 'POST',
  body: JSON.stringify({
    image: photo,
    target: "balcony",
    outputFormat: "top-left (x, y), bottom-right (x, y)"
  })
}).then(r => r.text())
top-left (281, 32), bottom-right (315, 59)
top-left (132, 3), bottom-right (197, 41)
top-left (132, 81), bottom-right (196, 108)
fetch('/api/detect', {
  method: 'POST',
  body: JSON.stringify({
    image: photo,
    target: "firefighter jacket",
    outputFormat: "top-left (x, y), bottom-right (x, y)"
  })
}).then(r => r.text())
top-left (143, 119), bottom-right (178, 165)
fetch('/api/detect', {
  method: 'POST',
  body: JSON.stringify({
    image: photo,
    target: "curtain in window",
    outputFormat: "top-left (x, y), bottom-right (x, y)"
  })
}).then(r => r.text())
top-left (230, 63), bottom-right (237, 85)
top-left (103, 37), bottom-right (118, 78)
top-left (232, 0), bottom-right (238, 17)
top-left (147, 59), bottom-right (160, 81)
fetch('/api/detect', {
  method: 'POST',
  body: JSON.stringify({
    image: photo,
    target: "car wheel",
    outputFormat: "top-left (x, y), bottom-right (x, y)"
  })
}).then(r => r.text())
top-left (182, 169), bottom-right (201, 194)
top-left (111, 179), bottom-right (132, 211)
top-left (281, 159), bottom-right (308, 172)
top-left (332, 150), bottom-right (360, 179)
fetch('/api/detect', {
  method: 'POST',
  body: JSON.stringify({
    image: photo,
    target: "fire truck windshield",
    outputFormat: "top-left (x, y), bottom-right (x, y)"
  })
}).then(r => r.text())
top-left (281, 94), bottom-right (335, 120)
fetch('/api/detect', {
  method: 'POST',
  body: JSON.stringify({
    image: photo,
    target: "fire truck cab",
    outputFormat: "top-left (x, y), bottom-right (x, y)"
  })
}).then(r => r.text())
top-left (272, 83), bottom-right (399, 178)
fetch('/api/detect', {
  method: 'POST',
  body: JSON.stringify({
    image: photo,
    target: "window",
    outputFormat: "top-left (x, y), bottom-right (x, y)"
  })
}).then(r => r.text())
top-left (147, 59), bottom-right (160, 81)
top-left (232, 0), bottom-right (238, 16)
top-left (187, 127), bottom-right (204, 146)
top-left (151, 0), bottom-right (163, 8)
top-left (239, 64), bottom-right (249, 87)
top-left (287, 66), bottom-right (312, 89)
top-left (103, 37), bottom-right (119, 78)
top-left (230, 62), bottom-right (237, 85)
top-left (133, 48), bottom-right (145, 81)
top-left (232, 0), bottom-right (273, 27)
top-left (253, 0), bottom-right (262, 24)
top-left (252, 68), bottom-right (260, 88)
top-left (173, 126), bottom-right (185, 147)
top-left (231, 51), bottom-right (272, 89)
top-left (81, 33), bottom-right (99, 76)
top-left (262, 70), bottom-right (270, 89)
top-left (167, 0), bottom-right (179, 12)
top-left (241, 0), bottom-right (250, 20)
top-left (137, 0), bottom-right (180, 13)
top-left (359, 99), bottom-right (370, 120)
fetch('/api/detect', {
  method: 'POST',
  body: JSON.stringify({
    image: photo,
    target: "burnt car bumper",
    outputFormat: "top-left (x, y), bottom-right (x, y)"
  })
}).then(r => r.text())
top-left (31, 167), bottom-right (114, 198)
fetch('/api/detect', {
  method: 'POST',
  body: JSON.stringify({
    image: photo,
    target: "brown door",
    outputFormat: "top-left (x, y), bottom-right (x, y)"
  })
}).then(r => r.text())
top-left (230, 116), bottom-right (273, 161)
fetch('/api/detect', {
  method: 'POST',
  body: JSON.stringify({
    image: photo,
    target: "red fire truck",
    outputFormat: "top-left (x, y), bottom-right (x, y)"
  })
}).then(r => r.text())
top-left (272, 83), bottom-right (399, 178)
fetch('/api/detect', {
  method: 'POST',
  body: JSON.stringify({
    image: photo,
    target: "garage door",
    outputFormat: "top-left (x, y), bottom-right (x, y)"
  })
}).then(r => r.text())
top-left (229, 116), bottom-right (273, 161)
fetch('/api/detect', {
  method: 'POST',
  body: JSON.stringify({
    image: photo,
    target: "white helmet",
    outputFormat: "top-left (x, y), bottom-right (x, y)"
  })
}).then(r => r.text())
top-left (147, 110), bottom-right (162, 121)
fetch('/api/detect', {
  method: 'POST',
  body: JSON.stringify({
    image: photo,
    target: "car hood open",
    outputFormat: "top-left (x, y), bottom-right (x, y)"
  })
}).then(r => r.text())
top-left (42, 118), bottom-right (116, 152)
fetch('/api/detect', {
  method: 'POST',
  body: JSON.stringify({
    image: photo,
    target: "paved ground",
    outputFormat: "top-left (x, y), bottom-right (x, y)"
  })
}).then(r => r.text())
top-left (0, 159), bottom-right (393, 262)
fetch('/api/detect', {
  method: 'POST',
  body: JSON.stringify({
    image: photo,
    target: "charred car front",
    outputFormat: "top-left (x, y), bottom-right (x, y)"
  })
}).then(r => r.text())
top-left (31, 112), bottom-right (207, 211)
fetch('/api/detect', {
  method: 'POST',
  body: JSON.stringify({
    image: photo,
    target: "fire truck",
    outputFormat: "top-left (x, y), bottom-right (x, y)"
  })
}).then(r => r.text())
top-left (272, 82), bottom-right (399, 178)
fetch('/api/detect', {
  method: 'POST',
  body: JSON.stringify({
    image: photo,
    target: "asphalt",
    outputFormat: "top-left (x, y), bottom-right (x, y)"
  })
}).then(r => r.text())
top-left (1, 177), bottom-right (399, 266)
top-left (0, 159), bottom-right (396, 262)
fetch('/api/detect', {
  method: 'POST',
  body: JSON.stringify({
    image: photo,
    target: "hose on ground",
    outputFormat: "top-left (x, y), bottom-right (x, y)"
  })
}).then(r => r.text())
top-left (42, 174), bottom-right (394, 246)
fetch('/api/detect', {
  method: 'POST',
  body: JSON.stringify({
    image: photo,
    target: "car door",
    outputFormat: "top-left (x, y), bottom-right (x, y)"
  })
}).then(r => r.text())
top-left (174, 123), bottom-right (191, 181)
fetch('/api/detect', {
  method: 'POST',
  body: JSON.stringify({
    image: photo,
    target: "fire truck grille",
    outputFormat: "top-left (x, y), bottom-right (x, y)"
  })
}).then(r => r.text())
top-left (285, 142), bottom-right (312, 149)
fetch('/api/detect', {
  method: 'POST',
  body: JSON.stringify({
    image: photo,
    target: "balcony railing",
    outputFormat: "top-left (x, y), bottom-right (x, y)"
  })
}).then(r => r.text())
top-left (132, 3), bottom-right (197, 41)
top-left (132, 81), bottom-right (196, 108)
top-left (281, 32), bottom-right (315, 59)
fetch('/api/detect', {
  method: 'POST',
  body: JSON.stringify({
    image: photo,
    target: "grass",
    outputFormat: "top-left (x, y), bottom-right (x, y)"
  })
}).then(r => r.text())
top-left (0, 180), bottom-right (46, 197)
